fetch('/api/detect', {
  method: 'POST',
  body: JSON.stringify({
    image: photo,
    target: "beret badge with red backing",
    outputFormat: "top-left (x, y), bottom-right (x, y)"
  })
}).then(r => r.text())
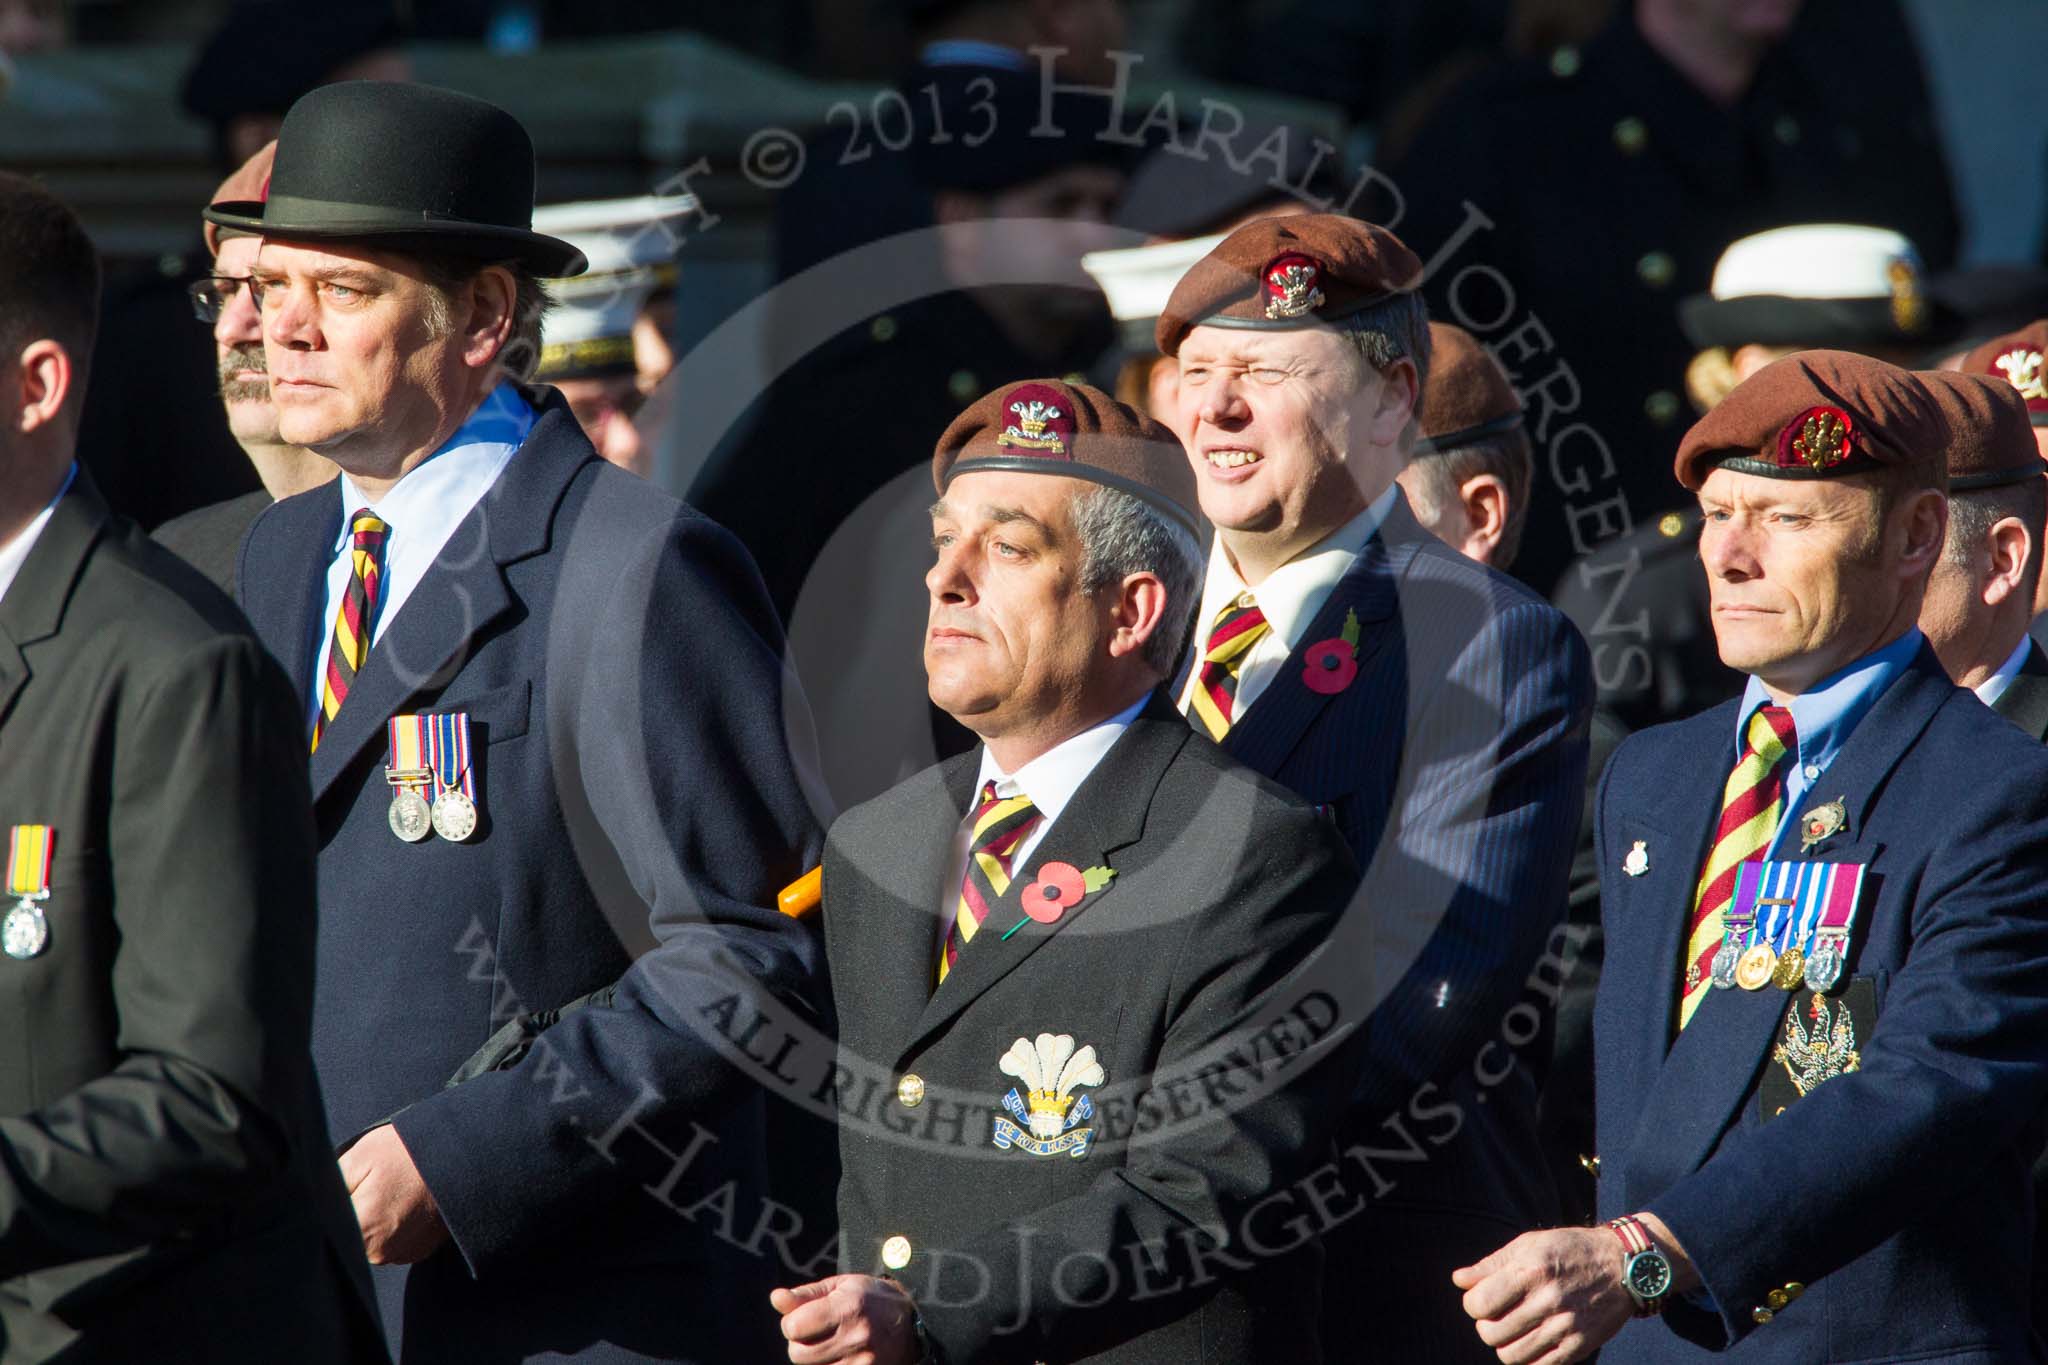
top-left (1778, 406), bottom-right (1858, 473)
top-left (1992, 347), bottom-right (2047, 404)
top-left (995, 383), bottom-right (1077, 456)
top-left (1263, 252), bottom-right (1326, 321)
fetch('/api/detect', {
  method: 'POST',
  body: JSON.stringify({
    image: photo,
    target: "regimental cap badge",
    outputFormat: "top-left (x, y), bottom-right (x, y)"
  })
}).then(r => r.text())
top-left (1886, 257), bottom-right (1926, 334)
top-left (1263, 252), bottom-right (1326, 321)
top-left (992, 1032), bottom-right (1103, 1158)
top-left (1992, 347), bottom-right (2047, 403)
top-left (993, 381), bottom-right (1077, 456)
top-left (1777, 406), bottom-right (1858, 472)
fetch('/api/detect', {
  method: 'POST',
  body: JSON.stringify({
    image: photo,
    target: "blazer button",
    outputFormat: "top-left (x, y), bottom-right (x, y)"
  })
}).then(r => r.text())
top-left (1637, 251), bottom-right (1675, 289)
top-left (1752, 1306), bottom-right (1774, 1325)
top-left (897, 1074), bottom-right (926, 1108)
top-left (1782, 1281), bottom-right (1805, 1300)
top-left (1765, 1288), bottom-right (1789, 1311)
top-left (882, 1235), bottom-right (913, 1270)
top-left (1578, 1153), bottom-right (1600, 1177)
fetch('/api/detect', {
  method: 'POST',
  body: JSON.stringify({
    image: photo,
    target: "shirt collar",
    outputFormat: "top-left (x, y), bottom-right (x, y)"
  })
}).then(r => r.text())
top-left (1734, 627), bottom-right (1924, 773)
top-left (919, 39), bottom-right (1031, 69)
top-left (0, 463), bottom-right (75, 608)
top-left (1973, 633), bottom-right (2034, 708)
top-left (329, 382), bottom-right (536, 551)
top-left (1202, 483), bottom-right (1396, 648)
top-left (975, 694), bottom-right (1148, 827)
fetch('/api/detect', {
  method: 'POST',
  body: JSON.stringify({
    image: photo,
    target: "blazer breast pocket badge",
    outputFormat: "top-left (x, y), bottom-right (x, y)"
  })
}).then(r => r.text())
top-left (1762, 976), bottom-right (1876, 1121)
top-left (991, 1032), bottom-right (1103, 1158)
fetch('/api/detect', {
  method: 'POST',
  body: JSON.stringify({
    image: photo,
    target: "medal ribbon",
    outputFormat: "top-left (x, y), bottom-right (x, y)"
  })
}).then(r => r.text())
top-left (5, 826), bottom-right (53, 899)
top-left (386, 715), bottom-right (428, 778)
top-left (426, 712), bottom-right (476, 801)
top-left (1816, 862), bottom-right (1865, 936)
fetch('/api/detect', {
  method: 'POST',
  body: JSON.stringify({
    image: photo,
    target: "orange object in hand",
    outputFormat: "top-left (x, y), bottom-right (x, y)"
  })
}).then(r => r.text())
top-left (778, 866), bottom-right (822, 919)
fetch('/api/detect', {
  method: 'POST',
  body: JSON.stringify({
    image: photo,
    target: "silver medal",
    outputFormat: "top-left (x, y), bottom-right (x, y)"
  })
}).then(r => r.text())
top-left (431, 788), bottom-right (478, 843)
top-left (1803, 934), bottom-right (1845, 992)
top-left (388, 788), bottom-right (432, 843)
top-left (3, 897), bottom-right (48, 960)
top-left (1711, 930), bottom-right (1744, 989)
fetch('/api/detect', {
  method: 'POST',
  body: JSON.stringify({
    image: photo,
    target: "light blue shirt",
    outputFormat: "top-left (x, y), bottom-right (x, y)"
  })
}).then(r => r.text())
top-left (307, 383), bottom-right (535, 723)
top-left (1732, 627), bottom-right (1924, 857)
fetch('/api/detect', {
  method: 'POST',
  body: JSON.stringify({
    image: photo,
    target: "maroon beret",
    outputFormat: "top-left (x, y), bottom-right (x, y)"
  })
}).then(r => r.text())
top-left (1958, 320), bottom-right (2048, 426)
top-left (1415, 322), bottom-right (1523, 454)
top-left (933, 378), bottom-right (1201, 534)
top-left (203, 140), bottom-right (275, 258)
top-left (1155, 213), bottom-right (1423, 357)
top-left (1673, 351), bottom-right (1946, 492)
top-left (1916, 371), bottom-right (2043, 490)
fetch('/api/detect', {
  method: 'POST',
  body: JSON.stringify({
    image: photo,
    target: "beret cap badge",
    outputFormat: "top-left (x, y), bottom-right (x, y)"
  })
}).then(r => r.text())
top-left (997, 393), bottom-right (1072, 454)
top-left (1779, 406), bottom-right (1857, 472)
top-left (1994, 348), bottom-right (2046, 402)
top-left (1263, 253), bottom-right (1326, 321)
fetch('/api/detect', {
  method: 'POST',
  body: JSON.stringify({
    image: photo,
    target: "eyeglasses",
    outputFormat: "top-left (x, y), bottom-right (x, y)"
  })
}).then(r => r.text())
top-left (187, 275), bottom-right (255, 323)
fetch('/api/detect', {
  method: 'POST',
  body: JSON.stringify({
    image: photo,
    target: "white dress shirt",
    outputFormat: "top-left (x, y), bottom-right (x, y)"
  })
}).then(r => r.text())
top-left (937, 694), bottom-right (1148, 945)
top-left (1177, 484), bottom-right (1397, 718)
top-left (307, 384), bottom-right (534, 722)
top-left (0, 463), bottom-right (74, 609)
top-left (1972, 633), bottom-right (2034, 708)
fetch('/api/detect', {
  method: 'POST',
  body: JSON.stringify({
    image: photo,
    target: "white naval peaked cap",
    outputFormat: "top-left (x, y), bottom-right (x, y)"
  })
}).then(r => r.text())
top-left (1081, 233), bottom-right (1225, 351)
top-left (530, 193), bottom-right (698, 380)
top-left (1709, 223), bottom-right (1923, 302)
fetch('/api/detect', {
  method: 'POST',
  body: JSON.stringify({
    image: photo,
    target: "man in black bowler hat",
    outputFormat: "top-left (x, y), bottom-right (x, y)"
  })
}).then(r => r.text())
top-left (216, 81), bottom-right (827, 1363)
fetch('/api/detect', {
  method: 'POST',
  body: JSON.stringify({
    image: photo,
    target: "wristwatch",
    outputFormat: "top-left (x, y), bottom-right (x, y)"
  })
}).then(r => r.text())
top-left (1608, 1215), bottom-right (1672, 1316)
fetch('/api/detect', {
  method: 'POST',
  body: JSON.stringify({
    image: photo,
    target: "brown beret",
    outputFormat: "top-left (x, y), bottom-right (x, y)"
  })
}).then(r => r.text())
top-left (933, 379), bottom-right (1200, 534)
top-left (1415, 322), bottom-right (1522, 454)
top-left (1155, 213), bottom-right (1422, 357)
top-left (203, 140), bottom-right (276, 258)
top-left (1916, 371), bottom-right (2042, 490)
top-left (1672, 350), bottom-right (1946, 492)
top-left (1958, 320), bottom-right (2048, 427)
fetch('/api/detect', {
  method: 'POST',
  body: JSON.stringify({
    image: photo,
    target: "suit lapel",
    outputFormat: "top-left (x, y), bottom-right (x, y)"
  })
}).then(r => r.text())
top-left (1222, 499), bottom-right (1426, 775)
top-left (1622, 651), bottom-right (1949, 1201)
top-left (861, 755), bottom-right (978, 1055)
top-left (901, 695), bottom-right (1187, 1059)
top-left (0, 475), bottom-right (107, 728)
top-left (305, 404), bottom-right (596, 801)
top-left (1992, 639), bottom-right (2048, 742)
top-left (240, 490), bottom-right (341, 706)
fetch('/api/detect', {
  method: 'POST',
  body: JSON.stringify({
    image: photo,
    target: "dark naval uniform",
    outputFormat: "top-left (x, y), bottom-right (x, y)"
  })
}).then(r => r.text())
top-left (1385, 0), bottom-right (1960, 594)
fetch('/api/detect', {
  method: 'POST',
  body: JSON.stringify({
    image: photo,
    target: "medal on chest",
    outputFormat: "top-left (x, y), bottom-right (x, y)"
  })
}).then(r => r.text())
top-left (3, 825), bottom-right (54, 960)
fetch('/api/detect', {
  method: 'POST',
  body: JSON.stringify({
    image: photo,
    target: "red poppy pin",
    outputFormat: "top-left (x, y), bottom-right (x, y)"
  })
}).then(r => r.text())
top-left (1001, 862), bottom-right (1117, 939)
top-left (1301, 608), bottom-right (1363, 695)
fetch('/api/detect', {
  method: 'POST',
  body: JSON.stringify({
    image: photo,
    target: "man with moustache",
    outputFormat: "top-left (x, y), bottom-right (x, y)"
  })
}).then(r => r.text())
top-left (1460, 353), bottom-right (2048, 1362)
top-left (155, 141), bottom-right (334, 593)
top-left (0, 171), bottom-right (381, 1363)
top-left (1159, 215), bottom-right (1592, 1363)
top-left (776, 379), bottom-right (1361, 1364)
top-left (215, 82), bottom-right (824, 1362)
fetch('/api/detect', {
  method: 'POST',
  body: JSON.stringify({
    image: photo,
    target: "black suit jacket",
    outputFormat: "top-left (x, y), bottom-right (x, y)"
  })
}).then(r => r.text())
top-left (0, 475), bottom-right (380, 1362)
top-left (824, 696), bottom-right (1363, 1363)
top-left (151, 487), bottom-right (273, 596)
top-left (238, 395), bottom-right (827, 1362)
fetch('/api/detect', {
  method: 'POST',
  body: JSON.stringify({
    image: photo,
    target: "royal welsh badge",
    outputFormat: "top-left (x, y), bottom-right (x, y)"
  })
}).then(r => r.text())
top-left (1262, 252), bottom-right (1325, 320)
top-left (993, 383), bottom-right (1075, 455)
top-left (992, 1032), bottom-right (1103, 1159)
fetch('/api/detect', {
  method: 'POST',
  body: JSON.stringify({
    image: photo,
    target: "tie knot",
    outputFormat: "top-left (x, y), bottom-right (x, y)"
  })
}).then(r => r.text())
top-left (1747, 703), bottom-right (1797, 758)
top-left (349, 509), bottom-right (389, 548)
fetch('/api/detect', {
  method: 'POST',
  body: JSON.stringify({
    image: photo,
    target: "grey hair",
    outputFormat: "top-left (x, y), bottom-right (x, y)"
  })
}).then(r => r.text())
top-left (1332, 290), bottom-right (1433, 393)
top-left (413, 254), bottom-right (552, 384)
top-left (1943, 481), bottom-right (2046, 601)
top-left (1070, 484), bottom-right (1206, 677)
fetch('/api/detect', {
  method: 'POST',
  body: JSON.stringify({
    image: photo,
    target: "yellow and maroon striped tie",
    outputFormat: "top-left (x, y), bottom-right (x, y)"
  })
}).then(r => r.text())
top-left (1189, 592), bottom-right (1271, 741)
top-left (938, 780), bottom-right (1040, 987)
top-left (1677, 703), bottom-right (1797, 1030)
top-left (311, 510), bottom-right (389, 754)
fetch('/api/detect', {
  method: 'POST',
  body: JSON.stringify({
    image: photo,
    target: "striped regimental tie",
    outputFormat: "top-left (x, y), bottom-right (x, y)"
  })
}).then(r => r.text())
top-left (311, 509), bottom-right (390, 754)
top-left (1188, 592), bottom-right (1271, 741)
top-left (938, 780), bottom-right (1041, 987)
top-left (1678, 703), bottom-right (1798, 1031)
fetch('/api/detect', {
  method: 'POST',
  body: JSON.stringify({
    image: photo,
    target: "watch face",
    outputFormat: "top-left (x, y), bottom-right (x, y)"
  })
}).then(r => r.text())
top-left (1626, 1249), bottom-right (1674, 1300)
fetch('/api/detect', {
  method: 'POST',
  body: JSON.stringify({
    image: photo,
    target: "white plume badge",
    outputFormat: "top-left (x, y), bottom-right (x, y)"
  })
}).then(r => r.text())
top-left (993, 1032), bottom-right (1104, 1157)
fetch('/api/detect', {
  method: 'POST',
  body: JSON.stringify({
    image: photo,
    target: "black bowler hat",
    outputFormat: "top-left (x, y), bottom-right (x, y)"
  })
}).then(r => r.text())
top-left (203, 80), bottom-right (586, 277)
